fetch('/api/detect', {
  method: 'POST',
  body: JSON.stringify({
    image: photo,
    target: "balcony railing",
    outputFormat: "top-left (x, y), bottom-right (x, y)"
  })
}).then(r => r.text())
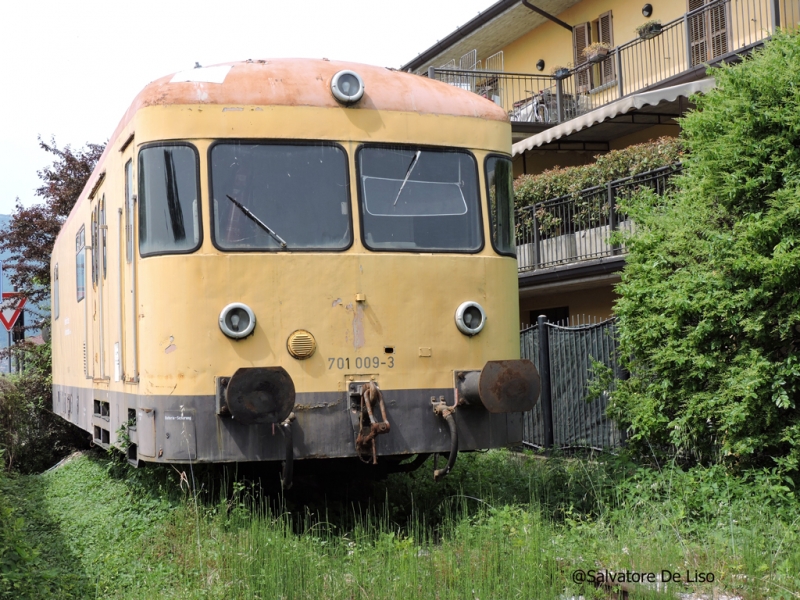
top-left (515, 163), bottom-right (682, 273)
top-left (431, 0), bottom-right (799, 126)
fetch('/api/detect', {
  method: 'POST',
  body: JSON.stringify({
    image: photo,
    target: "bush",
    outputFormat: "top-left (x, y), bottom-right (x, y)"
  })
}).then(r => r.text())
top-left (513, 136), bottom-right (684, 210)
top-left (612, 31), bottom-right (800, 471)
top-left (0, 341), bottom-right (87, 473)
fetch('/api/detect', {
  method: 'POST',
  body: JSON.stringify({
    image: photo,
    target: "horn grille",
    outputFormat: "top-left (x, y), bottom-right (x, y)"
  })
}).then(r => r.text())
top-left (287, 330), bottom-right (316, 359)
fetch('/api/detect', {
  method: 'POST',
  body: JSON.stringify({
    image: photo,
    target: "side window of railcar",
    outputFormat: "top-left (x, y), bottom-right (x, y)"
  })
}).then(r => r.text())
top-left (357, 146), bottom-right (482, 252)
top-left (125, 160), bottom-right (134, 263)
top-left (138, 144), bottom-right (201, 256)
top-left (485, 156), bottom-right (515, 256)
top-left (75, 226), bottom-right (85, 302)
top-left (53, 265), bottom-right (59, 320)
top-left (91, 207), bottom-right (98, 286)
top-left (100, 195), bottom-right (107, 279)
top-left (209, 142), bottom-right (351, 251)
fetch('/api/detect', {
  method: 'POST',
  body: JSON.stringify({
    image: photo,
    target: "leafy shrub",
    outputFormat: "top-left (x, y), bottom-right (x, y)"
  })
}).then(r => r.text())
top-left (0, 341), bottom-right (87, 473)
top-left (611, 31), bottom-right (800, 472)
top-left (513, 136), bottom-right (684, 210)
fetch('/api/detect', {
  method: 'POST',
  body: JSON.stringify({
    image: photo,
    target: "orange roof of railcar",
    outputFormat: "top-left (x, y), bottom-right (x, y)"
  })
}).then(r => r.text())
top-left (132, 58), bottom-right (508, 119)
top-left (64, 59), bottom-right (508, 231)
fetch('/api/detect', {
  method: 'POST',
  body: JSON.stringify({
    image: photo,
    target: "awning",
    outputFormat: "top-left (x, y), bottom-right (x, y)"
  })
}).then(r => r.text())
top-left (512, 78), bottom-right (716, 156)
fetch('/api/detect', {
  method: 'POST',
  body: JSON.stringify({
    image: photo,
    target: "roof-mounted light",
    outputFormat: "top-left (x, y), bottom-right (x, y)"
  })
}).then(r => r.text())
top-left (331, 70), bottom-right (365, 104)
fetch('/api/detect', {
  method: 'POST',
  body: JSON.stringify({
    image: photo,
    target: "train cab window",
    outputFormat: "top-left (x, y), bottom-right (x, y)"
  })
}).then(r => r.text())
top-left (357, 146), bottom-right (482, 252)
top-left (485, 156), bottom-right (515, 256)
top-left (138, 144), bottom-right (201, 256)
top-left (76, 226), bottom-right (85, 302)
top-left (209, 142), bottom-right (350, 251)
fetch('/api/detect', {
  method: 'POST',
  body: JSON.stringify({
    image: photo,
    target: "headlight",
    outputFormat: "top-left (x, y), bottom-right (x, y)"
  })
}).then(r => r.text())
top-left (455, 301), bottom-right (486, 336)
top-left (331, 70), bottom-right (365, 104)
top-left (219, 303), bottom-right (256, 339)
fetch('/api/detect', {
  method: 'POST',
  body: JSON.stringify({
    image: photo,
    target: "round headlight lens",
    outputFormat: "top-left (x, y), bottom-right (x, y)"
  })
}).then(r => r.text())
top-left (455, 301), bottom-right (486, 336)
top-left (219, 303), bottom-right (256, 339)
top-left (331, 70), bottom-right (365, 104)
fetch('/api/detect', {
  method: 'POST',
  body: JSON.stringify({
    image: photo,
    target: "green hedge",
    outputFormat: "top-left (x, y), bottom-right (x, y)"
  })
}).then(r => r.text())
top-left (513, 137), bottom-right (684, 210)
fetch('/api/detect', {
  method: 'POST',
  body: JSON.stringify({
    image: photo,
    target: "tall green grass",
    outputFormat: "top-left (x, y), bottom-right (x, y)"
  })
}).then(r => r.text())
top-left (3, 450), bottom-right (799, 599)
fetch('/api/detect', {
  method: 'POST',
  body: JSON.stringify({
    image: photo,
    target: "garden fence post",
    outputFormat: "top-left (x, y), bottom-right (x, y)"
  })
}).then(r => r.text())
top-left (537, 315), bottom-right (554, 449)
top-left (772, 0), bottom-right (781, 29)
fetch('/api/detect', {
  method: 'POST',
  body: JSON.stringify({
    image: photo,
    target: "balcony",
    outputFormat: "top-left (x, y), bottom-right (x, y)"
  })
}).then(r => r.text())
top-left (514, 163), bottom-right (681, 273)
top-left (430, 0), bottom-right (798, 131)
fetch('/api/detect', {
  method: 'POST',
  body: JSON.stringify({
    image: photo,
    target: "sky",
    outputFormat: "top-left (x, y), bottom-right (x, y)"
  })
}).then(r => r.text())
top-left (0, 0), bottom-right (493, 215)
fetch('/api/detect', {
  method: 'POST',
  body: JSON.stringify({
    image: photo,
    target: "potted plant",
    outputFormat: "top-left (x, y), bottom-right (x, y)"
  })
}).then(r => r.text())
top-left (636, 19), bottom-right (662, 40)
top-left (582, 42), bottom-right (612, 64)
top-left (550, 65), bottom-right (570, 81)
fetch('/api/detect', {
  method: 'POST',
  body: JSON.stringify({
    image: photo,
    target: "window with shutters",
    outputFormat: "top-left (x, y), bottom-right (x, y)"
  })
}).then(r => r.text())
top-left (573, 22), bottom-right (592, 92)
top-left (688, 0), bottom-right (728, 66)
top-left (573, 12), bottom-right (615, 92)
top-left (597, 11), bottom-right (615, 85)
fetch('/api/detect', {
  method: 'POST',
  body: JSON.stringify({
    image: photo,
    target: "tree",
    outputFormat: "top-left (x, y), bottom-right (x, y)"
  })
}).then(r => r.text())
top-left (0, 138), bottom-right (105, 306)
top-left (611, 31), bottom-right (800, 471)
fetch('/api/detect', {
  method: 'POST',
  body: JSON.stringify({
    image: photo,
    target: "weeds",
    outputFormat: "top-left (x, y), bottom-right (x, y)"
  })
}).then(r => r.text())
top-left (1, 448), bottom-right (798, 599)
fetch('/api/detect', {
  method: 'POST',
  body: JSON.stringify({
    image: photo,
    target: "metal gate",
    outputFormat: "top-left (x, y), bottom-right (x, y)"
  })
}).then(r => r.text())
top-left (520, 317), bottom-right (625, 450)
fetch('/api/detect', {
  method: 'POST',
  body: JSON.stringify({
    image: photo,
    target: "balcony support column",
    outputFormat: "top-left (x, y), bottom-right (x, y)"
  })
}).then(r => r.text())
top-left (684, 13), bottom-right (693, 70)
top-left (428, 66), bottom-right (436, 80)
top-left (609, 181), bottom-right (621, 256)
top-left (615, 50), bottom-right (624, 98)
top-left (556, 79), bottom-right (564, 123)
top-left (532, 205), bottom-right (541, 269)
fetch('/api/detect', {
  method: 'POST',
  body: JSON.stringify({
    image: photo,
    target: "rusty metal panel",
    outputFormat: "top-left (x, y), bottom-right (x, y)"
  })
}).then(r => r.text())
top-left (479, 359), bottom-right (540, 413)
top-left (137, 407), bottom-right (156, 457)
top-left (164, 409), bottom-right (197, 460)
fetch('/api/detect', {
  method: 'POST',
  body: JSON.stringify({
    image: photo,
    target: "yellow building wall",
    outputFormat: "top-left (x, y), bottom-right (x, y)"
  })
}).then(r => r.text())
top-left (501, 1), bottom-right (687, 76)
top-left (519, 282), bottom-right (618, 327)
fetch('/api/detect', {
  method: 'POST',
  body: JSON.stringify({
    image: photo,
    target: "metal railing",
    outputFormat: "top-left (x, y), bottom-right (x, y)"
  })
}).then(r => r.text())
top-left (515, 163), bottom-right (681, 272)
top-left (430, 0), bottom-right (799, 125)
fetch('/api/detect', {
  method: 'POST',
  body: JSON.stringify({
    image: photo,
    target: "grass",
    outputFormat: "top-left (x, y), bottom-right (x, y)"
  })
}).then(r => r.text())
top-left (1, 449), bottom-right (799, 599)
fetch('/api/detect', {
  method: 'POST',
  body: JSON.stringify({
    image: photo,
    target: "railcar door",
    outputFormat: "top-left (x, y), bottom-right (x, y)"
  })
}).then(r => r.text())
top-left (121, 156), bottom-right (138, 383)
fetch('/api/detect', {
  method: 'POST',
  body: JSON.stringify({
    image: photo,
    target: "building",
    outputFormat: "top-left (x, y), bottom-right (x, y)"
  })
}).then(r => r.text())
top-left (402, 0), bottom-right (798, 325)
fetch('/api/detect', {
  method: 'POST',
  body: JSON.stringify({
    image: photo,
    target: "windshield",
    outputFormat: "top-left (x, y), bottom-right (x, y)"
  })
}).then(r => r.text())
top-left (358, 146), bottom-right (482, 252)
top-left (210, 142), bottom-right (350, 251)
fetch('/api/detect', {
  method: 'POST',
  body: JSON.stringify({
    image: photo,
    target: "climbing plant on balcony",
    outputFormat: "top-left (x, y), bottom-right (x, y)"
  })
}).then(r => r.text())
top-left (611, 31), bottom-right (800, 472)
top-left (513, 137), bottom-right (683, 211)
top-left (513, 137), bottom-right (683, 237)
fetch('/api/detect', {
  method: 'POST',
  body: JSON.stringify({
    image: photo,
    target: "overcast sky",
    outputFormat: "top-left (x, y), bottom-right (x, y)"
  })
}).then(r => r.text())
top-left (0, 0), bottom-right (491, 215)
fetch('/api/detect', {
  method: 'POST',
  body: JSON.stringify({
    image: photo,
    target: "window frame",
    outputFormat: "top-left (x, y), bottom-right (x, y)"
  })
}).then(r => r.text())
top-left (484, 153), bottom-right (517, 258)
top-left (53, 264), bottom-right (59, 320)
top-left (125, 159), bottom-right (133, 263)
top-left (137, 141), bottom-right (203, 259)
top-left (355, 143), bottom-right (485, 255)
top-left (75, 225), bottom-right (86, 302)
top-left (207, 139), bottom-right (354, 254)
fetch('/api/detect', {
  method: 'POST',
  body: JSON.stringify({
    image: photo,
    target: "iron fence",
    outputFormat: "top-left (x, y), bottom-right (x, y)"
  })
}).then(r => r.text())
top-left (515, 163), bottom-right (682, 272)
top-left (430, 0), bottom-right (799, 125)
top-left (520, 316), bottom-right (625, 450)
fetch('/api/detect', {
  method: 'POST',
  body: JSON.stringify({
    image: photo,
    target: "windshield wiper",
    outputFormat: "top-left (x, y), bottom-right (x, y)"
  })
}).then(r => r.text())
top-left (225, 194), bottom-right (287, 249)
top-left (393, 150), bottom-right (421, 206)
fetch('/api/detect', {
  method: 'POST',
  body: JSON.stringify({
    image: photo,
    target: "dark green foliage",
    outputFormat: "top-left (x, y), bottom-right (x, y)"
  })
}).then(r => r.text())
top-left (0, 342), bottom-right (87, 473)
top-left (612, 31), bottom-right (800, 471)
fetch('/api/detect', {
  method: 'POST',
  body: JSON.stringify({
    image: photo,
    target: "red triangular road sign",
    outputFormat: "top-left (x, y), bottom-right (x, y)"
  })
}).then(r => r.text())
top-left (1, 293), bottom-right (26, 332)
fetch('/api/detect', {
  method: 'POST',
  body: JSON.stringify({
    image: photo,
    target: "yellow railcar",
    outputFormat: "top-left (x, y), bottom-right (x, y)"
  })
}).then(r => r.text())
top-left (50, 59), bottom-right (538, 485)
